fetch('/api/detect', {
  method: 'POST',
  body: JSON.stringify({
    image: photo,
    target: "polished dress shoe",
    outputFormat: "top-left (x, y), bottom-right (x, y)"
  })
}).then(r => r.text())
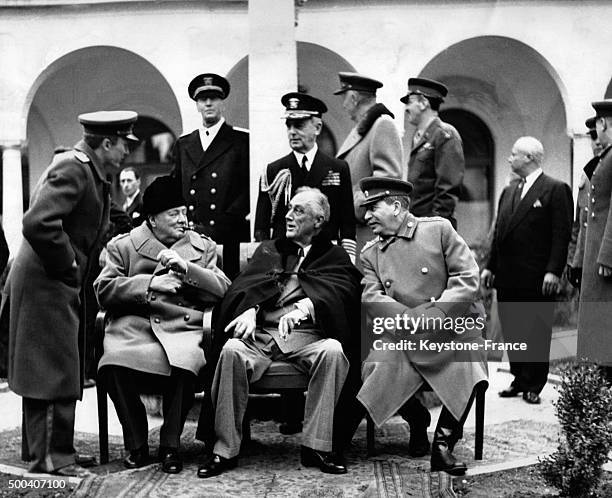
top-left (123, 446), bottom-right (149, 469)
top-left (50, 464), bottom-right (95, 478)
top-left (75, 454), bottom-right (97, 468)
top-left (300, 446), bottom-right (347, 474)
top-left (498, 385), bottom-right (522, 397)
top-left (279, 421), bottom-right (303, 435)
top-left (197, 454), bottom-right (238, 478)
top-left (523, 391), bottom-right (541, 404)
top-left (158, 448), bottom-right (182, 474)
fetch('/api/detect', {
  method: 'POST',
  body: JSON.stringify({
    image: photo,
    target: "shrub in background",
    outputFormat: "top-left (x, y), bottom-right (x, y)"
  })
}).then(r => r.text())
top-left (539, 362), bottom-right (612, 497)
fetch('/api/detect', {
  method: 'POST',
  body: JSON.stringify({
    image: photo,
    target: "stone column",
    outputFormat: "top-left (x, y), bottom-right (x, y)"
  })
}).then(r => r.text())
top-left (2, 141), bottom-right (23, 255)
top-left (248, 0), bottom-right (298, 237)
top-left (572, 134), bottom-right (593, 200)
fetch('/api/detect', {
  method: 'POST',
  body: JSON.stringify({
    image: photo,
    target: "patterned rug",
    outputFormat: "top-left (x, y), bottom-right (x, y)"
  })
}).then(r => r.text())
top-left (68, 418), bottom-right (559, 498)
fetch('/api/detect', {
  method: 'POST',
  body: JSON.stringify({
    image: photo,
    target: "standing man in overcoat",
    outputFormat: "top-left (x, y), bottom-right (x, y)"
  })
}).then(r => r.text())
top-left (172, 73), bottom-right (250, 279)
top-left (482, 137), bottom-right (573, 404)
top-left (402, 78), bottom-right (464, 229)
top-left (578, 100), bottom-right (612, 381)
top-left (2, 111), bottom-right (138, 475)
top-left (254, 92), bottom-right (356, 261)
top-left (333, 72), bottom-right (404, 258)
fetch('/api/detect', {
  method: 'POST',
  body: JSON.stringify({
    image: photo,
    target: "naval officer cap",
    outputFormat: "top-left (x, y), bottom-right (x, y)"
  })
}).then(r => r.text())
top-left (188, 73), bottom-right (230, 100)
top-left (400, 77), bottom-right (448, 104)
top-left (592, 100), bottom-right (612, 118)
top-left (359, 176), bottom-right (413, 207)
top-left (281, 92), bottom-right (328, 119)
top-left (142, 176), bottom-right (186, 216)
top-left (78, 110), bottom-right (139, 142)
top-left (333, 72), bottom-right (383, 95)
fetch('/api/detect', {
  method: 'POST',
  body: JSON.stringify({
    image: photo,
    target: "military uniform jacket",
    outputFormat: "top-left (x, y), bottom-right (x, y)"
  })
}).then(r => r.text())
top-left (487, 173), bottom-right (573, 291)
top-left (359, 214), bottom-right (488, 423)
top-left (172, 123), bottom-right (250, 243)
top-left (254, 150), bottom-right (356, 243)
top-left (3, 140), bottom-right (110, 400)
top-left (407, 117), bottom-right (464, 225)
top-left (578, 144), bottom-right (612, 366)
top-left (95, 224), bottom-right (230, 376)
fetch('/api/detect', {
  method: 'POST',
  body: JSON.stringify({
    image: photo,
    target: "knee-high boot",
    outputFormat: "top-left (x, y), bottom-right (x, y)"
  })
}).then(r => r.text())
top-left (430, 407), bottom-right (466, 476)
top-left (398, 396), bottom-right (431, 457)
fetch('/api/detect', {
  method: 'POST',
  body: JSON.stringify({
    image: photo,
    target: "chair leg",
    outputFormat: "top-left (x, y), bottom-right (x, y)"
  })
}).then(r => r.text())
top-left (366, 415), bottom-right (376, 457)
top-left (474, 385), bottom-right (486, 460)
top-left (97, 382), bottom-right (109, 465)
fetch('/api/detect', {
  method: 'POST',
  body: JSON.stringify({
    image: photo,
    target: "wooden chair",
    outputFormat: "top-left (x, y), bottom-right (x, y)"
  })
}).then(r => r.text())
top-left (365, 381), bottom-right (488, 460)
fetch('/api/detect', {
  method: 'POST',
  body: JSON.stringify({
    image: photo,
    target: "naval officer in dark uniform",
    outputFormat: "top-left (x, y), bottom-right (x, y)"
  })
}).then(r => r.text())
top-left (254, 92), bottom-right (356, 261)
top-left (2, 110), bottom-right (138, 476)
top-left (171, 73), bottom-right (250, 279)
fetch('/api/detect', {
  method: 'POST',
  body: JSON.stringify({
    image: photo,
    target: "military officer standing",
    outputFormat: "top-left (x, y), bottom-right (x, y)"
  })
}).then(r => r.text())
top-left (254, 92), bottom-right (356, 260)
top-left (2, 111), bottom-right (138, 476)
top-left (334, 72), bottom-right (404, 258)
top-left (402, 78), bottom-right (464, 228)
top-left (578, 100), bottom-right (612, 381)
top-left (172, 73), bottom-right (250, 279)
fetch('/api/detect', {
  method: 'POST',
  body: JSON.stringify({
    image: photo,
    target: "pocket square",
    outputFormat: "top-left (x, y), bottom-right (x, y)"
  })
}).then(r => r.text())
top-left (321, 171), bottom-right (341, 186)
top-left (533, 199), bottom-right (542, 208)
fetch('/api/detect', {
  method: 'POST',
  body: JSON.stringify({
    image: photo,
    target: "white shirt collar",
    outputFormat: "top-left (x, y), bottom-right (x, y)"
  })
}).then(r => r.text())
top-left (198, 117), bottom-right (225, 150)
top-left (521, 167), bottom-right (543, 198)
top-left (293, 143), bottom-right (318, 171)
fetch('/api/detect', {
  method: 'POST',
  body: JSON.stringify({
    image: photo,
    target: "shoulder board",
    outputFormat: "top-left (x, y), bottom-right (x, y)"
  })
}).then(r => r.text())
top-left (232, 126), bottom-right (249, 134)
top-left (418, 216), bottom-right (447, 223)
top-left (438, 121), bottom-right (458, 140)
top-left (108, 232), bottom-right (129, 245)
top-left (361, 237), bottom-right (379, 253)
top-left (73, 150), bottom-right (90, 163)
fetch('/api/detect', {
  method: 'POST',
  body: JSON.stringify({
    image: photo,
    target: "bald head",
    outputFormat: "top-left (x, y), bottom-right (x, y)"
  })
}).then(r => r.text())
top-left (508, 136), bottom-right (544, 177)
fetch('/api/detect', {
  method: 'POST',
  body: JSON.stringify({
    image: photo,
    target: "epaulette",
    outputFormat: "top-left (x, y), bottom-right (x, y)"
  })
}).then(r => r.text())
top-left (232, 126), bottom-right (249, 134)
top-left (73, 150), bottom-right (90, 163)
top-left (438, 121), bottom-right (457, 140)
top-left (361, 237), bottom-right (379, 253)
top-left (418, 215), bottom-right (446, 223)
top-left (108, 232), bottom-right (130, 245)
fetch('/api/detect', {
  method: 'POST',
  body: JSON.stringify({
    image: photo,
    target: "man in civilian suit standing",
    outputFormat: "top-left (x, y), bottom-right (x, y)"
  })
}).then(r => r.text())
top-left (172, 73), bottom-right (250, 279)
top-left (481, 136), bottom-right (572, 404)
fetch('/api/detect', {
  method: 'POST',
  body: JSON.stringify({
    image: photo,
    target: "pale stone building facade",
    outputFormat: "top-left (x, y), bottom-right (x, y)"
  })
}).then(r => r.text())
top-left (1, 0), bottom-right (611, 252)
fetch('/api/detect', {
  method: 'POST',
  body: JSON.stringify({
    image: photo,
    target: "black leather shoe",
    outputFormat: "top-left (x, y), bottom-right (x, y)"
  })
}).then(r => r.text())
top-left (158, 448), bottom-right (182, 474)
top-left (430, 427), bottom-right (467, 476)
top-left (300, 446), bottom-right (347, 474)
top-left (123, 446), bottom-right (149, 469)
top-left (498, 385), bottom-right (522, 397)
top-left (279, 422), bottom-right (303, 435)
top-left (197, 454), bottom-right (238, 478)
top-left (75, 453), bottom-right (97, 468)
top-left (523, 391), bottom-right (541, 404)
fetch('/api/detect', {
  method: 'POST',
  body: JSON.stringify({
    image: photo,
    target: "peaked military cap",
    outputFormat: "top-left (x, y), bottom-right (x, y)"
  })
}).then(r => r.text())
top-left (142, 176), bottom-right (186, 216)
top-left (281, 92), bottom-right (327, 119)
top-left (592, 100), bottom-right (612, 118)
top-left (78, 110), bottom-right (139, 142)
top-left (359, 176), bottom-right (413, 207)
top-left (333, 72), bottom-right (383, 95)
top-left (400, 77), bottom-right (448, 104)
top-left (188, 73), bottom-right (230, 100)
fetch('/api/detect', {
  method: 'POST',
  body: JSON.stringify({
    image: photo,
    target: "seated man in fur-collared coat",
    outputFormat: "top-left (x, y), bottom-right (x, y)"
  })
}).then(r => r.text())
top-left (94, 176), bottom-right (230, 474)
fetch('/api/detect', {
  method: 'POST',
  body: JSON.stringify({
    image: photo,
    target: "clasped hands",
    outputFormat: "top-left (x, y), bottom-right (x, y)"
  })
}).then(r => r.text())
top-left (149, 249), bottom-right (188, 294)
top-left (225, 306), bottom-right (308, 341)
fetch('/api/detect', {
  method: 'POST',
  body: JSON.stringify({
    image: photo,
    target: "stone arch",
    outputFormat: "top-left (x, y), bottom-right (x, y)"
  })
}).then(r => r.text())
top-left (416, 36), bottom-right (570, 236)
top-left (24, 46), bottom-right (181, 193)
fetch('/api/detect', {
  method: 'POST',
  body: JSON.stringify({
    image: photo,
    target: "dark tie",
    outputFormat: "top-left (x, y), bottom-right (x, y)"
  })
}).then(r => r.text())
top-left (511, 179), bottom-right (524, 212)
top-left (301, 156), bottom-right (308, 174)
top-left (205, 130), bottom-right (210, 136)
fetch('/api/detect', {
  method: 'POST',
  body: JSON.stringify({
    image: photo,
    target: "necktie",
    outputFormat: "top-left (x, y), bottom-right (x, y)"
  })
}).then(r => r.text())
top-left (301, 156), bottom-right (308, 174)
top-left (511, 179), bottom-right (524, 212)
top-left (205, 130), bottom-right (210, 136)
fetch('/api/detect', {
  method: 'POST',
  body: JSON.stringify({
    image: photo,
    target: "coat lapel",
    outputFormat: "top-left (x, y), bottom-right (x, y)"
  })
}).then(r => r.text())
top-left (305, 151), bottom-right (330, 188)
top-left (336, 126), bottom-right (362, 158)
top-left (504, 174), bottom-right (547, 236)
top-left (183, 130), bottom-right (204, 169)
top-left (196, 123), bottom-right (233, 172)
